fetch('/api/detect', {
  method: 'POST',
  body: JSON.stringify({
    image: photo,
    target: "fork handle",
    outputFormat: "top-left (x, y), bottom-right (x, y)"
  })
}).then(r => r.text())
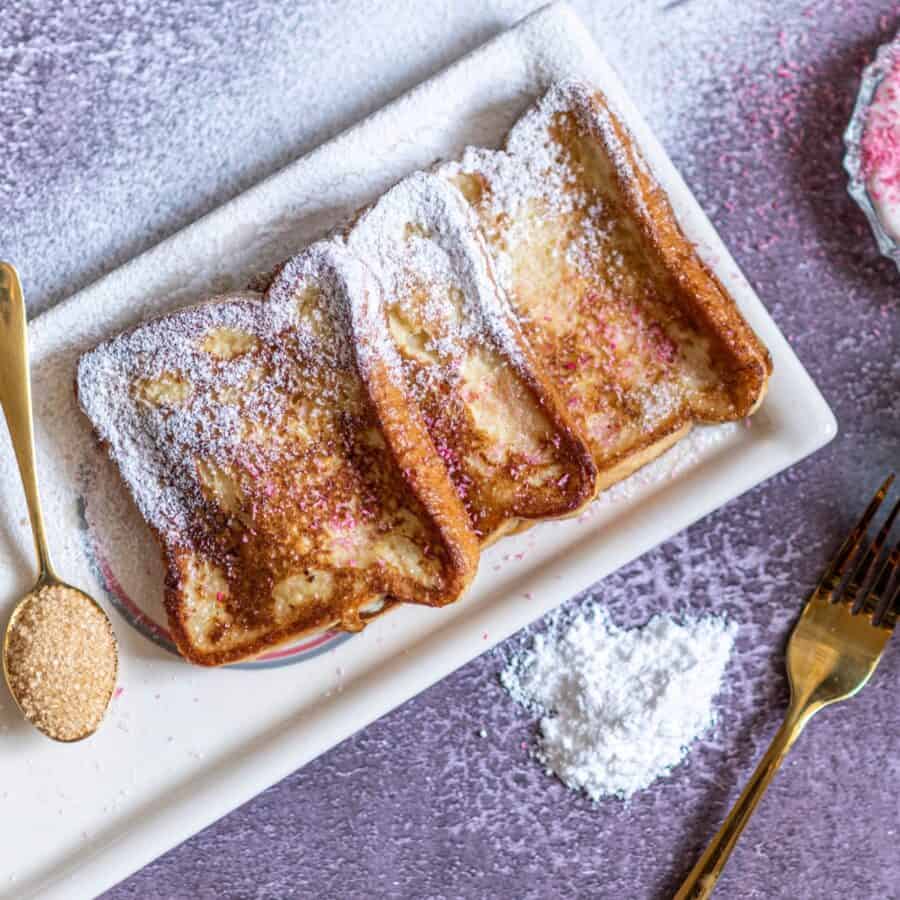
top-left (674, 704), bottom-right (815, 900)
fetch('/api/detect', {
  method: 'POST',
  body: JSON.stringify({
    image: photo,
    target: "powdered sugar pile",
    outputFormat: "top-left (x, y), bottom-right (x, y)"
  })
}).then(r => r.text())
top-left (502, 603), bottom-right (736, 801)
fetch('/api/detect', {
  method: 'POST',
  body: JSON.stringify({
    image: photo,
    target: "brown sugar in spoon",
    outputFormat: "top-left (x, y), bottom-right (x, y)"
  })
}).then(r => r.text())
top-left (0, 262), bottom-right (117, 742)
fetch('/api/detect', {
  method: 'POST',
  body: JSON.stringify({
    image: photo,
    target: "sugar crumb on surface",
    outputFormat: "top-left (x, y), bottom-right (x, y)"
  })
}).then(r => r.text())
top-left (502, 601), bottom-right (736, 801)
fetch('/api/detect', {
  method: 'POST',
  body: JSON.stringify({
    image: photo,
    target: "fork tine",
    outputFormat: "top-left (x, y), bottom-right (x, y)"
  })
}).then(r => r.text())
top-left (850, 495), bottom-right (900, 614)
top-left (872, 541), bottom-right (900, 627)
top-left (816, 474), bottom-right (895, 600)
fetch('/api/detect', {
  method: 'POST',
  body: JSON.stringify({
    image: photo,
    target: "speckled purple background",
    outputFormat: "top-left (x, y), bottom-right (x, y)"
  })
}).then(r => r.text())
top-left (2, 2), bottom-right (898, 898)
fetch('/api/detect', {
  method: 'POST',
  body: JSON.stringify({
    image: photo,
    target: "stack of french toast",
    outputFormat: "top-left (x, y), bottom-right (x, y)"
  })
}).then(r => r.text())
top-left (76, 81), bottom-right (771, 665)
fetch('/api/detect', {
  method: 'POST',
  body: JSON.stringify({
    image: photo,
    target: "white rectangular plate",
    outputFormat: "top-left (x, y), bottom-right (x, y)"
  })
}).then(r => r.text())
top-left (0, 4), bottom-right (835, 897)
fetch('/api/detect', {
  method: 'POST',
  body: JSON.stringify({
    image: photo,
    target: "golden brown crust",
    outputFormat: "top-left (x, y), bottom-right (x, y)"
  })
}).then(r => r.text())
top-left (162, 548), bottom-right (399, 667)
top-left (500, 421), bottom-right (691, 544)
top-left (579, 86), bottom-right (772, 419)
top-left (465, 224), bottom-right (600, 522)
top-left (88, 441), bottom-right (460, 666)
top-left (443, 81), bottom-right (771, 497)
top-left (361, 347), bottom-right (480, 599)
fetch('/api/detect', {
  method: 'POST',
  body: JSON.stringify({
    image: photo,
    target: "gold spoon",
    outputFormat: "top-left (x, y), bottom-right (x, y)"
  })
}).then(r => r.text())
top-left (0, 262), bottom-right (117, 742)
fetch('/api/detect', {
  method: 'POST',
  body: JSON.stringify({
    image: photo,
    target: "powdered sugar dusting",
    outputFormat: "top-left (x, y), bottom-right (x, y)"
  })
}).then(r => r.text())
top-left (441, 81), bottom-right (612, 293)
top-left (76, 243), bottom-right (374, 540)
top-left (346, 172), bottom-right (528, 372)
top-left (502, 601), bottom-right (736, 801)
top-left (75, 70), bottom-right (755, 554)
top-left (266, 241), bottom-right (398, 383)
top-left (449, 81), bottom-right (588, 222)
top-left (77, 291), bottom-right (274, 536)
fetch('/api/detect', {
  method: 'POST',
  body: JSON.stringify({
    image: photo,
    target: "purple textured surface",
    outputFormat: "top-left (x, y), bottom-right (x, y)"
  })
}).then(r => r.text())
top-left (3, 2), bottom-right (899, 898)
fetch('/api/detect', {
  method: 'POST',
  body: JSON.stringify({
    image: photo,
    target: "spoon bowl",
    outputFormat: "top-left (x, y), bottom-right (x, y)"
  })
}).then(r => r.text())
top-left (3, 578), bottom-right (118, 742)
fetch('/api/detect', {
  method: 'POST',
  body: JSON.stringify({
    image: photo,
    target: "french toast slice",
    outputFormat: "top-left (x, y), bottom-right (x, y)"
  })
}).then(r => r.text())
top-left (76, 243), bottom-right (478, 666)
top-left (441, 81), bottom-right (772, 490)
top-left (345, 172), bottom-right (597, 544)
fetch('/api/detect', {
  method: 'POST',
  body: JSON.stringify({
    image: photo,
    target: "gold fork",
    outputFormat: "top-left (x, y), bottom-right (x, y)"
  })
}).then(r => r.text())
top-left (676, 475), bottom-right (899, 900)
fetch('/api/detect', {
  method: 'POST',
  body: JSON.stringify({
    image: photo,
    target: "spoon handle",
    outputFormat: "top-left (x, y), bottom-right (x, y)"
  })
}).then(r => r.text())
top-left (0, 263), bottom-right (56, 581)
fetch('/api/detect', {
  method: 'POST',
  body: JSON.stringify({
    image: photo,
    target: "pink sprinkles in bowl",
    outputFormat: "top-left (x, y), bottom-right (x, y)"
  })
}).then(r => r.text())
top-left (862, 48), bottom-right (900, 241)
top-left (844, 33), bottom-right (900, 269)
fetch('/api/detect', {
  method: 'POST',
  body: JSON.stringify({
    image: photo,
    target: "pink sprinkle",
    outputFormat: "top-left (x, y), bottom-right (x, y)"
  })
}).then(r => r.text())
top-left (113, 687), bottom-right (124, 699)
top-left (482, 631), bottom-right (488, 640)
top-left (216, 591), bottom-right (224, 602)
top-left (647, 323), bottom-right (677, 365)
